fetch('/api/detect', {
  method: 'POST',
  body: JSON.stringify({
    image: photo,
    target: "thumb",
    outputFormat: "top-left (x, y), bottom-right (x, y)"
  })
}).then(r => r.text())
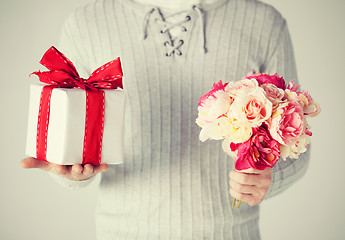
top-left (20, 157), bottom-right (52, 171)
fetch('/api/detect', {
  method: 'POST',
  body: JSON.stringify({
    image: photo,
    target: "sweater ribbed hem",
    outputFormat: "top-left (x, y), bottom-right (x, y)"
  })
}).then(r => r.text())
top-left (49, 172), bottom-right (95, 190)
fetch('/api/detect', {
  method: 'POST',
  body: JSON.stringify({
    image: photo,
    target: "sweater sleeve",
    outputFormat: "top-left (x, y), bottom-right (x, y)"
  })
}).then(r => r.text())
top-left (261, 18), bottom-right (311, 199)
top-left (49, 172), bottom-right (96, 190)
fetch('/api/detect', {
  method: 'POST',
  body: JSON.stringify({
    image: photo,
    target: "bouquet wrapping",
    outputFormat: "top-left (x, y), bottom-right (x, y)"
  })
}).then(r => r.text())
top-left (25, 47), bottom-right (126, 165)
top-left (196, 73), bottom-right (320, 207)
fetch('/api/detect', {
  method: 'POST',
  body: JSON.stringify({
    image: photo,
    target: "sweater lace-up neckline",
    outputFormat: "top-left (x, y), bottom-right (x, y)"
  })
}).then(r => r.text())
top-left (143, 5), bottom-right (207, 57)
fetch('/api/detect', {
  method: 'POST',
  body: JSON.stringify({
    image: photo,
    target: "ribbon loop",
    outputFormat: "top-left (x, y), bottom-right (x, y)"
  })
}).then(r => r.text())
top-left (39, 46), bottom-right (79, 77)
top-left (32, 46), bottom-right (123, 90)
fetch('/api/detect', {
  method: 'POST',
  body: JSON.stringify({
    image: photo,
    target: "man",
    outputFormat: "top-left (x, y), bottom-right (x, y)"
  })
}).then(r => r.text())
top-left (22, 0), bottom-right (309, 239)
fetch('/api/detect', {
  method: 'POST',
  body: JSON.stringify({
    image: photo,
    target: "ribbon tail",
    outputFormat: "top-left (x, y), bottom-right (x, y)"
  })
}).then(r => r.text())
top-left (36, 85), bottom-right (57, 161)
top-left (30, 70), bottom-right (79, 86)
top-left (82, 89), bottom-right (105, 165)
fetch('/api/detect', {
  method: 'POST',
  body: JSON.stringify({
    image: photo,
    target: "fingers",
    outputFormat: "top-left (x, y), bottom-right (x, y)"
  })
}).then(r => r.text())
top-left (229, 169), bottom-right (272, 187)
top-left (20, 157), bottom-right (52, 171)
top-left (229, 170), bottom-right (260, 186)
top-left (72, 164), bottom-right (83, 174)
top-left (53, 164), bottom-right (109, 181)
top-left (229, 168), bottom-right (273, 206)
top-left (53, 165), bottom-right (70, 175)
top-left (79, 164), bottom-right (95, 179)
top-left (21, 157), bottom-right (109, 181)
top-left (229, 179), bottom-right (258, 195)
top-left (72, 164), bottom-right (108, 180)
top-left (53, 164), bottom-right (86, 180)
top-left (83, 164), bottom-right (94, 175)
top-left (94, 164), bottom-right (109, 174)
top-left (229, 179), bottom-right (265, 206)
top-left (229, 188), bottom-right (256, 206)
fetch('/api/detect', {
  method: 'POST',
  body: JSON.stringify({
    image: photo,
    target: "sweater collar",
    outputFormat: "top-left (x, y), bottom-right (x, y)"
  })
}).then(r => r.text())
top-left (119, 0), bottom-right (230, 58)
top-left (119, 0), bottom-right (230, 12)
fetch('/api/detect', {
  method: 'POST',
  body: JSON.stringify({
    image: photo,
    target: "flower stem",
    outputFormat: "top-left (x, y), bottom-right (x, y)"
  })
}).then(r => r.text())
top-left (232, 198), bottom-right (236, 208)
top-left (236, 200), bottom-right (243, 208)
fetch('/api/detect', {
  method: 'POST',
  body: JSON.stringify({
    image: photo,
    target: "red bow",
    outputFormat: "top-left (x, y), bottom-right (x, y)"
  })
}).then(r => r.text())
top-left (31, 46), bottom-right (123, 90)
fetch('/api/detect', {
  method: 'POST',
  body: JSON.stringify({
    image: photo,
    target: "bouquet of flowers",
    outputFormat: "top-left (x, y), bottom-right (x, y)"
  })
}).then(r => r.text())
top-left (196, 72), bottom-right (320, 207)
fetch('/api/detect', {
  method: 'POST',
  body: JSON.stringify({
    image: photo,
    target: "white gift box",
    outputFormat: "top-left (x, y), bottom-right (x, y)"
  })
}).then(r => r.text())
top-left (25, 84), bottom-right (126, 165)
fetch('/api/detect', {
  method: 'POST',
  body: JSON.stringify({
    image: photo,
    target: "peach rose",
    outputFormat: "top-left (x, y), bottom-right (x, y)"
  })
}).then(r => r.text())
top-left (198, 116), bottom-right (230, 142)
top-left (225, 78), bottom-right (258, 98)
top-left (298, 90), bottom-right (321, 117)
top-left (229, 87), bottom-right (272, 127)
top-left (280, 133), bottom-right (310, 160)
top-left (225, 114), bottom-right (253, 143)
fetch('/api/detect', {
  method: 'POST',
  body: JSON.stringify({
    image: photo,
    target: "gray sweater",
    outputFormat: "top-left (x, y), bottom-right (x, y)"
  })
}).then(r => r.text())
top-left (55, 0), bottom-right (310, 239)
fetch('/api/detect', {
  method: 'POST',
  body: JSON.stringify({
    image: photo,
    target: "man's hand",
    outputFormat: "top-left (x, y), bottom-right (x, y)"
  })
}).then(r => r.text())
top-left (229, 167), bottom-right (273, 206)
top-left (20, 157), bottom-right (108, 181)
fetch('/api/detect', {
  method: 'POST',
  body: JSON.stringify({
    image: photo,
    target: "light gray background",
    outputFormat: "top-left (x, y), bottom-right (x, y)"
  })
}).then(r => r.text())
top-left (0, 0), bottom-right (344, 239)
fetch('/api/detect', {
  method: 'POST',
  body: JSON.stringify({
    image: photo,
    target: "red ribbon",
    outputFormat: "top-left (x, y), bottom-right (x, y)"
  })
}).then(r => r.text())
top-left (32, 46), bottom-right (123, 165)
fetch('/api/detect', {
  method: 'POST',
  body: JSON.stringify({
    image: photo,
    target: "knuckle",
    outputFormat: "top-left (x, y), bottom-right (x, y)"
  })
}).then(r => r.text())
top-left (229, 188), bottom-right (238, 198)
top-left (237, 184), bottom-right (245, 192)
top-left (256, 195), bottom-right (264, 204)
top-left (235, 194), bottom-right (242, 201)
top-left (229, 179), bottom-right (236, 187)
top-left (258, 197), bottom-right (264, 204)
top-left (56, 165), bottom-right (66, 174)
top-left (261, 189), bottom-right (269, 200)
top-left (248, 197), bottom-right (259, 206)
top-left (240, 175), bottom-right (249, 184)
top-left (236, 192), bottom-right (244, 200)
top-left (72, 168), bottom-right (81, 175)
top-left (267, 177), bottom-right (272, 186)
top-left (264, 175), bottom-right (272, 184)
top-left (230, 180), bottom-right (245, 193)
top-left (229, 170), bottom-right (236, 179)
top-left (84, 166), bottom-right (94, 174)
top-left (250, 196), bottom-right (263, 206)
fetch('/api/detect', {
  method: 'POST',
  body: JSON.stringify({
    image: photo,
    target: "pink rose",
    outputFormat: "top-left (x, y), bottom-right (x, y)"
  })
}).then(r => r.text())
top-left (230, 125), bottom-right (280, 170)
top-left (286, 79), bottom-right (300, 92)
top-left (196, 80), bottom-right (233, 125)
top-left (198, 80), bottom-right (229, 107)
top-left (269, 100), bottom-right (304, 145)
top-left (244, 73), bottom-right (286, 90)
top-left (261, 83), bottom-right (285, 109)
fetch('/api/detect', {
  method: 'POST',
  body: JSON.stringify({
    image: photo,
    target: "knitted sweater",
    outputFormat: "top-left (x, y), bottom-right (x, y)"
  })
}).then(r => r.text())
top-left (55, 0), bottom-right (310, 239)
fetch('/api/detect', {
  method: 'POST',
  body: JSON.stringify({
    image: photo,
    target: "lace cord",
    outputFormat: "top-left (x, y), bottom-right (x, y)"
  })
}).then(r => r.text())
top-left (142, 5), bottom-right (208, 56)
top-left (156, 15), bottom-right (191, 34)
top-left (143, 8), bottom-right (155, 39)
top-left (193, 5), bottom-right (208, 53)
top-left (164, 39), bottom-right (184, 56)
